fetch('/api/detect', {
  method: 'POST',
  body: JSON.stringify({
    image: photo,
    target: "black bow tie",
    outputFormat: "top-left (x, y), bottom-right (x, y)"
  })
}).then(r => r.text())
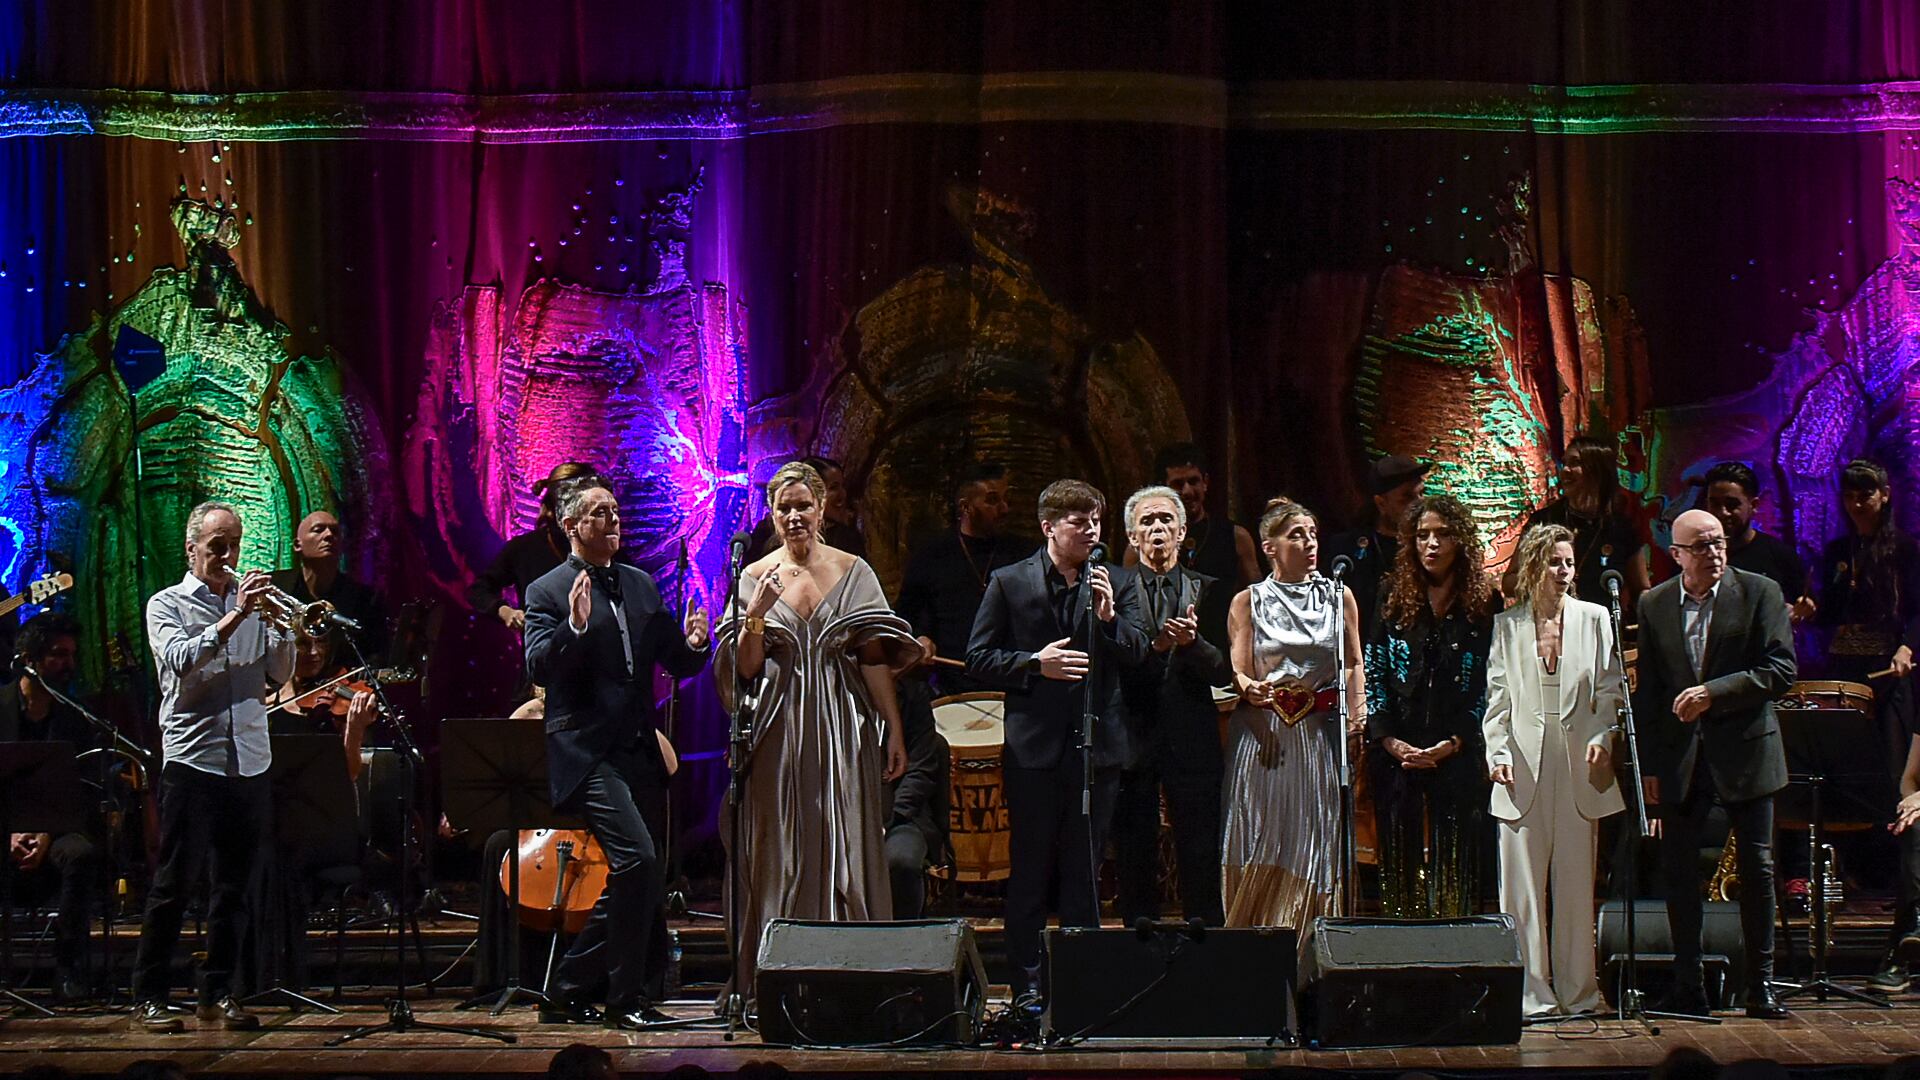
top-left (571, 556), bottom-right (623, 604)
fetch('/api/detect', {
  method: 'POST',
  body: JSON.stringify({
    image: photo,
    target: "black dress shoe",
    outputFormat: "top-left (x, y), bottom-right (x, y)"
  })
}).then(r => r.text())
top-left (539, 999), bottom-right (606, 1025)
top-left (196, 995), bottom-right (261, 1030)
top-left (606, 1004), bottom-right (674, 1029)
top-left (130, 1000), bottom-right (185, 1033)
top-left (1898, 929), bottom-right (1920, 964)
top-left (1650, 986), bottom-right (1713, 1017)
top-left (1745, 986), bottom-right (1790, 1020)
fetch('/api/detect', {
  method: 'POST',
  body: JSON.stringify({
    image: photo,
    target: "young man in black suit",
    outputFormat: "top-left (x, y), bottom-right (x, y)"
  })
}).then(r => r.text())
top-left (1112, 485), bottom-right (1228, 928)
top-left (524, 482), bottom-right (710, 1029)
top-left (967, 479), bottom-right (1149, 1007)
top-left (1635, 508), bottom-right (1797, 1019)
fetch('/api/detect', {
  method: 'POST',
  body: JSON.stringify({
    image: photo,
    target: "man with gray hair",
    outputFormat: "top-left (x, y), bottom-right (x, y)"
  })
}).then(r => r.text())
top-left (1113, 485), bottom-right (1229, 927)
top-left (130, 500), bottom-right (293, 1032)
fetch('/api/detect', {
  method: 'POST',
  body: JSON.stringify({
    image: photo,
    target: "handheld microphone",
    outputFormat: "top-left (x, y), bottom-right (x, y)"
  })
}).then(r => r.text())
top-left (1328, 554), bottom-right (1354, 581)
top-left (11, 654), bottom-right (30, 679)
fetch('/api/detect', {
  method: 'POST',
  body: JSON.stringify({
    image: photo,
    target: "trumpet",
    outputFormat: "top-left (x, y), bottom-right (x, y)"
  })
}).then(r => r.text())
top-left (258, 583), bottom-right (345, 638)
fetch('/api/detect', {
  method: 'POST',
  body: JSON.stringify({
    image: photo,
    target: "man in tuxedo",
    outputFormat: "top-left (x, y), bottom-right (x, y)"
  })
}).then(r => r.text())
top-left (1111, 486), bottom-right (1228, 927)
top-left (967, 479), bottom-right (1149, 1007)
top-left (524, 482), bottom-right (710, 1029)
top-left (1635, 508), bottom-right (1796, 1019)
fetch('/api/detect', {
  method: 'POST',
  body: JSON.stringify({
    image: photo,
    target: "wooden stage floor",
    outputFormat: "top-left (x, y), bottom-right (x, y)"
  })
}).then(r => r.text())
top-left (9, 991), bottom-right (1920, 1078)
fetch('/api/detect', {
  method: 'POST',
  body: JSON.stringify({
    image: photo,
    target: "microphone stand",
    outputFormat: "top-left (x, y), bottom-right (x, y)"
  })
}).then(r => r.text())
top-left (662, 538), bottom-right (691, 918)
top-left (1328, 567), bottom-right (1356, 916)
top-left (721, 542), bottom-right (753, 1038)
top-left (330, 634), bottom-right (510, 1045)
top-left (1079, 551), bottom-right (1104, 929)
top-left (24, 665), bottom-right (153, 1005)
top-left (1601, 579), bottom-right (1715, 1033)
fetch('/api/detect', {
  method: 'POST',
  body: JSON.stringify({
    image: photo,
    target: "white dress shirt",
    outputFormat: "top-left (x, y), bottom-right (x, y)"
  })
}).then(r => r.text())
top-left (146, 571), bottom-right (295, 777)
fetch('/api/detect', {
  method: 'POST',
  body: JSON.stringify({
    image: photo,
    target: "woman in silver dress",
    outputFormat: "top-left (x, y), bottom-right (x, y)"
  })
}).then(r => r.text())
top-left (713, 461), bottom-right (921, 1006)
top-left (1222, 497), bottom-right (1366, 929)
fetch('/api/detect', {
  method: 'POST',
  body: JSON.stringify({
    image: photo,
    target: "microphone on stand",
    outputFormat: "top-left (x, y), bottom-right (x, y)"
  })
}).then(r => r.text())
top-left (1600, 568), bottom-right (1626, 613)
top-left (1328, 554), bottom-right (1354, 581)
top-left (1086, 542), bottom-right (1109, 612)
top-left (728, 530), bottom-right (751, 572)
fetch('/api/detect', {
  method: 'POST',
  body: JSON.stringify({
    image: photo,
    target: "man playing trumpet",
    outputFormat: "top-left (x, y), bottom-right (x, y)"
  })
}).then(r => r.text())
top-left (130, 501), bottom-right (295, 1032)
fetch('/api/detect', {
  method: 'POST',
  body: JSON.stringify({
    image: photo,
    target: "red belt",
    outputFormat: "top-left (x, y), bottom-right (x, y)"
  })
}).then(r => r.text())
top-left (1271, 685), bottom-right (1340, 726)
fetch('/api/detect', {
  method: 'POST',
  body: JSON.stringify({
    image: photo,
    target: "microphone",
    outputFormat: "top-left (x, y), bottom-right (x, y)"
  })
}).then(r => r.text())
top-left (10, 654), bottom-right (30, 679)
top-left (728, 530), bottom-right (751, 569)
top-left (1086, 543), bottom-right (1108, 611)
top-left (322, 610), bottom-right (364, 635)
top-left (1328, 554), bottom-right (1354, 581)
top-left (1599, 568), bottom-right (1625, 601)
top-left (1134, 915), bottom-right (1206, 942)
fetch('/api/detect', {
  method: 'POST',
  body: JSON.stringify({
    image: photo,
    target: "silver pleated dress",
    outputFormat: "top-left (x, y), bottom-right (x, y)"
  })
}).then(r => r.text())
top-left (1222, 573), bottom-right (1343, 930)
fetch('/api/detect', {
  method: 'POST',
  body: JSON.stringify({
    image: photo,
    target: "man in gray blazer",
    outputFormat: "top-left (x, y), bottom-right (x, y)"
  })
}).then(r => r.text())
top-left (1634, 509), bottom-right (1796, 1019)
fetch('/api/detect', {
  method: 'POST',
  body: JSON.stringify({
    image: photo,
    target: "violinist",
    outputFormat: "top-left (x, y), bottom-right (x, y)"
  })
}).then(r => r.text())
top-left (269, 628), bottom-right (379, 781)
top-left (2, 612), bottom-right (101, 1002)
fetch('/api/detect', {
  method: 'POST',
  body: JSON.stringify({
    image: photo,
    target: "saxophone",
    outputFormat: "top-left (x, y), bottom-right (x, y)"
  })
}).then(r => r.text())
top-left (1706, 836), bottom-right (1739, 900)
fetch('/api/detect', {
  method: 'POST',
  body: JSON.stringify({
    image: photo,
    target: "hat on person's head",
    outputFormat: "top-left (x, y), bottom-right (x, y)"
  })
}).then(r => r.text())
top-left (1368, 454), bottom-right (1431, 495)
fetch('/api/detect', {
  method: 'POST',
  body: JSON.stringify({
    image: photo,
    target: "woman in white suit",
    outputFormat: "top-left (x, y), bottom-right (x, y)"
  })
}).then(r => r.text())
top-left (1484, 523), bottom-right (1626, 1018)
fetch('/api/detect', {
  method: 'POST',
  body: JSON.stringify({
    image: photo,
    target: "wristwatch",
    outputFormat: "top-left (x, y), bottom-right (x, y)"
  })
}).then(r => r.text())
top-left (1025, 654), bottom-right (1043, 676)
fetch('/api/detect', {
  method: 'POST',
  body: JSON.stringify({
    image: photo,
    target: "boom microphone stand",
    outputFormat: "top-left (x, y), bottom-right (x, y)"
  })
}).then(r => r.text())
top-left (330, 631), bottom-right (511, 1046)
top-left (1599, 569), bottom-right (1715, 1033)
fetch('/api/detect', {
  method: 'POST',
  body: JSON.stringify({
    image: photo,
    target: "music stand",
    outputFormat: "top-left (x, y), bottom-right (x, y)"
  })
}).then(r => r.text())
top-left (243, 734), bottom-right (358, 1013)
top-left (0, 742), bottom-right (83, 1019)
top-left (1772, 706), bottom-right (1891, 1007)
top-left (442, 719), bottom-right (584, 1016)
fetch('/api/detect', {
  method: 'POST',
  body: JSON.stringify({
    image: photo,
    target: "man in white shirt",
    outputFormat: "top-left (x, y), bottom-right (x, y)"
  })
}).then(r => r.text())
top-left (130, 501), bottom-right (293, 1033)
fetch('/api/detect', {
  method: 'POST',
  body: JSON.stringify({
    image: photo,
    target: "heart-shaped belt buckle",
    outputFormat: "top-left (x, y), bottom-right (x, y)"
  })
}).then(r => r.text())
top-left (1270, 684), bottom-right (1315, 727)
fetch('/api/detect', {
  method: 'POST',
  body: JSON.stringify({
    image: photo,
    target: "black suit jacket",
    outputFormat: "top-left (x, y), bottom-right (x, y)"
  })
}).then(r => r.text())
top-left (1633, 568), bottom-right (1796, 806)
top-left (524, 559), bottom-right (710, 806)
top-left (1117, 566), bottom-right (1227, 773)
top-left (965, 548), bottom-right (1150, 771)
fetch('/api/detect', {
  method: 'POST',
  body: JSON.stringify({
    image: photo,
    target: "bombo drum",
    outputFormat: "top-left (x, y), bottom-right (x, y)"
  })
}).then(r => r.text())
top-left (930, 693), bottom-right (1009, 882)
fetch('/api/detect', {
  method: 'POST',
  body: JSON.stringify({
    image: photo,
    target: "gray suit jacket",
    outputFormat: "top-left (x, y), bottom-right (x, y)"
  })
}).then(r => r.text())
top-left (1632, 568), bottom-right (1796, 806)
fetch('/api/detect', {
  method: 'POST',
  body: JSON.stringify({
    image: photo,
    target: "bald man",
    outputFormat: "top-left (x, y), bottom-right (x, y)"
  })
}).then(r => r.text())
top-left (1633, 508), bottom-right (1796, 1019)
top-left (271, 510), bottom-right (391, 663)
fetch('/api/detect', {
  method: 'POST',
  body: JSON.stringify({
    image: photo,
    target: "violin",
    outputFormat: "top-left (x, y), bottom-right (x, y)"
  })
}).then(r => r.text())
top-left (269, 665), bottom-right (409, 719)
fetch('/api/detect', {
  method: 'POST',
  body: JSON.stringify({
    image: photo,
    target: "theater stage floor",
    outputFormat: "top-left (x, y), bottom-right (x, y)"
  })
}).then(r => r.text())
top-left (7, 992), bottom-right (1920, 1078)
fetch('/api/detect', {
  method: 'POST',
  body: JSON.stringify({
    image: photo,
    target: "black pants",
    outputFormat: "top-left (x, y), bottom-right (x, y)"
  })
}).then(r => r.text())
top-left (1660, 780), bottom-right (1776, 994)
top-left (1893, 818), bottom-right (1920, 948)
top-left (1112, 763), bottom-right (1224, 926)
top-left (1004, 755), bottom-right (1118, 983)
top-left (551, 743), bottom-right (668, 1010)
top-left (886, 823), bottom-right (931, 919)
top-left (133, 764), bottom-right (270, 1002)
top-left (14, 832), bottom-right (97, 969)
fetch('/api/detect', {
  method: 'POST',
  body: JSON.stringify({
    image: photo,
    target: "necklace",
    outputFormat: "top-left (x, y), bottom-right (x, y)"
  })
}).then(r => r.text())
top-left (958, 529), bottom-right (990, 591)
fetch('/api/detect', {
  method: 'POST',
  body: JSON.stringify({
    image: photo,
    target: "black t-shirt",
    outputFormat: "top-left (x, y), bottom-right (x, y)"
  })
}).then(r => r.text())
top-left (272, 568), bottom-right (391, 663)
top-left (1525, 500), bottom-right (1644, 606)
top-left (1727, 529), bottom-right (1807, 601)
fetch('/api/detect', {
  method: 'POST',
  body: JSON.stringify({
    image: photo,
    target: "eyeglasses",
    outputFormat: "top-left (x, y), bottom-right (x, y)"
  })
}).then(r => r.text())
top-left (1675, 537), bottom-right (1727, 556)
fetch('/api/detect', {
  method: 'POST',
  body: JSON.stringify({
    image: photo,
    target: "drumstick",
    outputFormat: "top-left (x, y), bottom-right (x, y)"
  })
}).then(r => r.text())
top-left (929, 655), bottom-right (968, 669)
top-left (1867, 665), bottom-right (1898, 679)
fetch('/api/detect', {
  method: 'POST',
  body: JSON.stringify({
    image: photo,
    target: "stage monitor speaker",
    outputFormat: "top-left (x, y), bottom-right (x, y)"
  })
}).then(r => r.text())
top-left (1300, 915), bottom-right (1523, 1049)
top-left (754, 919), bottom-right (986, 1047)
top-left (1597, 899), bottom-right (1746, 1008)
top-left (1042, 925), bottom-right (1297, 1045)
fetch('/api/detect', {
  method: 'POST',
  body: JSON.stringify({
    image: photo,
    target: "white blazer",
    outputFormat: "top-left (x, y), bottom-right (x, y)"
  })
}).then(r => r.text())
top-left (1483, 597), bottom-right (1626, 823)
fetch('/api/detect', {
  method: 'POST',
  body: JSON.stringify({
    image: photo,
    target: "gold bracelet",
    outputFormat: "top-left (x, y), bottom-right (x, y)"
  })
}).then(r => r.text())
top-left (744, 615), bottom-right (765, 636)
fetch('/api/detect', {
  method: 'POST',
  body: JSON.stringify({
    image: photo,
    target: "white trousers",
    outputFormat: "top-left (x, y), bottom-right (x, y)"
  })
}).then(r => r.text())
top-left (1496, 712), bottom-right (1601, 1016)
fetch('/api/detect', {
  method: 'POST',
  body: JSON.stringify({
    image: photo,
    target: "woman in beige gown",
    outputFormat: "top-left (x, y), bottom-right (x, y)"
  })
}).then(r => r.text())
top-left (713, 462), bottom-right (919, 1008)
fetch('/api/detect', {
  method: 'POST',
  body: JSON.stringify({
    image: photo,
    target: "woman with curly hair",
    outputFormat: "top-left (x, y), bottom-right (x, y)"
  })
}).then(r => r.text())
top-left (1485, 523), bottom-right (1625, 1018)
top-left (1363, 494), bottom-right (1497, 918)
